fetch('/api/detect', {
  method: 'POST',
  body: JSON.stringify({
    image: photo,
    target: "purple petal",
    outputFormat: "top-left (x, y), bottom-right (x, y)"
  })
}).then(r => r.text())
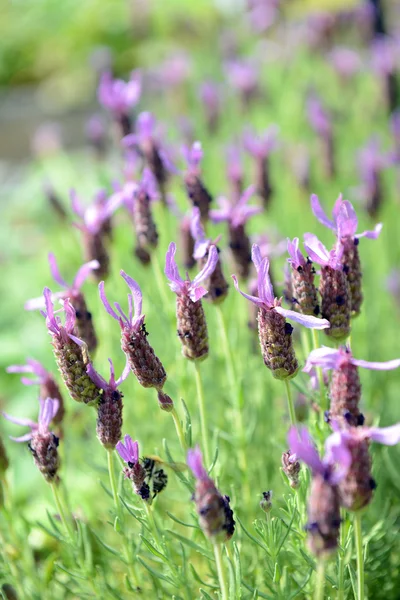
top-left (324, 431), bottom-right (352, 484)
top-left (7, 364), bottom-right (34, 374)
top-left (336, 200), bottom-right (358, 239)
top-left (357, 223), bottom-right (383, 240)
top-left (21, 377), bottom-right (41, 386)
top-left (187, 445), bottom-right (208, 480)
top-left (287, 427), bottom-right (324, 475)
top-left (367, 424), bottom-right (400, 446)
top-left (165, 242), bottom-right (184, 292)
top-left (257, 257), bottom-right (275, 306)
top-left (303, 233), bottom-right (330, 267)
top-left (351, 357), bottom-right (400, 371)
top-left (251, 244), bottom-right (263, 271)
top-left (73, 260), bottom-right (100, 290)
top-left (189, 286), bottom-right (208, 302)
top-left (63, 299), bottom-right (76, 333)
top-left (99, 282), bottom-right (119, 321)
top-left (116, 440), bottom-right (132, 463)
top-left (136, 111), bottom-right (155, 140)
top-left (190, 207), bottom-right (207, 259)
top-left (48, 253), bottom-right (68, 288)
top-left (2, 412), bottom-right (37, 428)
top-left (10, 433), bottom-right (34, 443)
top-left (68, 333), bottom-right (85, 346)
top-left (87, 364), bottom-right (108, 390)
top-left (191, 245), bottom-right (218, 290)
top-left (116, 358), bottom-right (131, 387)
top-left (38, 397), bottom-right (59, 431)
top-left (310, 194), bottom-right (335, 230)
top-left (114, 302), bottom-right (130, 328)
top-left (120, 271), bottom-right (143, 319)
top-left (124, 434), bottom-right (139, 463)
top-left (232, 275), bottom-right (264, 307)
top-left (70, 189), bottom-right (84, 217)
top-left (275, 307), bottom-right (330, 329)
top-left (287, 237), bottom-right (306, 269)
top-left (303, 347), bottom-right (342, 373)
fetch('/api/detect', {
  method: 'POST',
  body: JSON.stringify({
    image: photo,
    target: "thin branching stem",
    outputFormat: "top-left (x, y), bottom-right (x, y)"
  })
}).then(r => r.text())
top-left (284, 379), bottom-right (296, 426)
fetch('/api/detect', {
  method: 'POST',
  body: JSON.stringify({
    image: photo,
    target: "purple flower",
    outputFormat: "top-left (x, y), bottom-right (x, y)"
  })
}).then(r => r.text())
top-left (190, 207), bottom-right (221, 260)
top-left (328, 47), bottom-right (362, 78)
top-left (187, 445), bottom-right (209, 481)
top-left (371, 37), bottom-right (397, 76)
top-left (85, 114), bottom-right (106, 145)
top-left (41, 288), bottom-right (82, 345)
top-left (303, 233), bottom-right (344, 270)
top-left (358, 137), bottom-right (390, 181)
top-left (87, 358), bottom-right (130, 392)
top-left (243, 125), bottom-right (279, 159)
top-left (99, 271), bottom-right (144, 332)
top-left (287, 237), bottom-right (307, 270)
top-left (3, 397), bottom-right (59, 443)
top-left (71, 189), bottom-right (122, 236)
top-left (307, 95), bottom-right (332, 137)
top-left (98, 71), bottom-right (141, 115)
top-left (7, 359), bottom-right (50, 387)
top-left (233, 244), bottom-right (330, 330)
top-left (310, 194), bottom-right (382, 241)
top-left (25, 254), bottom-right (99, 311)
top-left (253, 232), bottom-right (287, 259)
top-left (199, 81), bottom-right (220, 115)
top-left (304, 346), bottom-right (400, 374)
top-left (329, 420), bottom-right (400, 450)
top-left (165, 242), bottom-right (218, 302)
top-left (116, 434), bottom-right (139, 465)
top-left (210, 185), bottom-right (261, 228)
top-left (182, 141), bottom-right (204, 175)
top-left (288, 426), bottom-right (351, 485)
top-left (226, 145), bottom-right (244, 185)
top-left (225, 59), bottom-right (259, 97)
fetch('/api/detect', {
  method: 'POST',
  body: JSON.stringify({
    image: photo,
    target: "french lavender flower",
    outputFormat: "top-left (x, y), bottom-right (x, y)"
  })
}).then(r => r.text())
top-left (233, 244), bottom-right (329, 380)
top-left (287, 237), bottom-right (319, 317)
top-left (99, 271), bottom-right (172, 411)
top-left (71, 189), bottom-right (121, 280)
top-left (304, 233), bottom-right (351, 340)
top-left (42, 289), bottom-right (102, 406)
top-left (307, 94), bottom-right (335, 179)
top-left (98, 70), bottom-right (141, 136)
top-left (3, 398), bottom-right (60, 483)
top-left (116, 435), bottom-right (149, 501)
top-left (371, 37), bottom-right (398, 113)
top-left (243, 125), bottom-right (278, 208)
top-left (180, 213), bottom-right (196, 270)
top-left (225, 59), bottom-right (259, 108)
top-left (165, 242), bottom-right (218, 361)
top-left (357, 138), bottom-right (388, 217)
top-left (304, 346), bottom-right (400, 427)
top-left (191, 207), bottom-right (229, 304)
top-left (281, 450), bottom-right (301, 489)
top-left (125, 168), bottom-right (159, 263)
top-left (226, 145), bottom-right (244, 205)
top-left (87, 359), bottom-right (129, 449)
top-left (288, 427), bottom-right (351, 557)
top-left (7, 359), bottom-right (65, 426)
top-left (199, 81), bottom-right (221, 134)
top-left (25, 254), bottom-right (99, 352)
top-left (183, 142), bottom-right (213, 222)
top-left (85, 114), bottom-right (107, 158)
top-left (210, 185), bottom-right (261, 280)
top-left (123, 112), bottom-right (176, 205)
top-left (329, 422), bottom-right (400, 511)
top-left (327, 47), bottom-right (362, 80)
top-left (310, 194), bottom-right (382, 315)
top-left (260, 490), bottom-right (273, 513)
top-left (187, 446), bottom-right (235, 542)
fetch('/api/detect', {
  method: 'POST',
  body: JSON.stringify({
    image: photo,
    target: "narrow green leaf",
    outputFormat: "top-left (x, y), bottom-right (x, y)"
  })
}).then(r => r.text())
top-left (276, 512), bottom-right (295, 555)
top-left (200, 589), bottom-right (215, 600)
top-left (241, 581), bottom-right (271, 599)
top-left (166, 530), bottom-right (213, 559)
top-left (233, 542), bottom-right (242, 600)
top-left (208, 446), bottom-right (219, 476)
top-left (90, 528), bottom-right (125, 560)
top-left (140, 534), bottom-right (167, 561)
top-left (54, 563), bottom-right (87, 581)
top-left (98, 479), bottom-right (113, 499)
top-left (167, 511), bottom-right (200, 529)
top-left (236, 517), bottom-right (269, 553)
top-left (181, 398), bottom-right (192, 447)
top-left (36, 520), bottom-right (64, 542)
top-left (137, 556), bottom-right (174, 585)
top-left (189, 564), bottom-right (218, 589)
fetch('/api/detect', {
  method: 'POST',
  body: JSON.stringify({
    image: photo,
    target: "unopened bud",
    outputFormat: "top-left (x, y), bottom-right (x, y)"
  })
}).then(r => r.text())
top-left (282, 451), bottom-right (301, 488)
top-left (260, 490), bottom-right (273, 513)
top-left (157, 390), bottom-right (174, 412)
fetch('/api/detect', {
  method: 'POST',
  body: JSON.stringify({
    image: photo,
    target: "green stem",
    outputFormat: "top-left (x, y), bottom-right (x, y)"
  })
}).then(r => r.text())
top-left (194, 361), bottom-right (211, 468)
top-left (171, 407), bottom-right (187, 452)
top-left (311, 329), bottom-right (327, 412)
top-left (314, 559), bottom-right (326, 600)
top-left (284, 379), bottom-right (296, 426)
top-left (216, 305), bottom-right (247, 473)
top-left (337, 510), bottom-right (346, 600)
top-left (151, 252), bottom-right (170, 310)
top-left (213, 543), bottom-right (228, 600)
top-left (107, 450), bottom-right (119, 511)
top-left (354, 512), bottom-right (364, 600)
top-left (50, 482), bottom-right (74, 542)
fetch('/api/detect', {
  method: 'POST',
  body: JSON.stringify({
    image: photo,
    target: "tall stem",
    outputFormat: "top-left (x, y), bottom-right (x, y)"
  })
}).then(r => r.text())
top-left (51, 482), bottom-right (74, 541)
top-left (314, 559), bottom-right (325, 600)
top-left (354, 511), bottom-right (364, 600)
top-left (151, 253), bottom-right (170, 310)
top-left (171, 407), bottom-right (187, 452)
top-left (337, 510), bottom-right (346, 600)
top-left (107, 450), bottom-right (119, 510)
top-left (216, 305), bottom-right (247, 472)
top-left (213, 543), bottom-right (228, 600)
top-left (311, 329), bottom-right (327, 412)
top-left (284, 379), bottom-right (296, 426)
top-left (194, 361), bottom-right (211, 468)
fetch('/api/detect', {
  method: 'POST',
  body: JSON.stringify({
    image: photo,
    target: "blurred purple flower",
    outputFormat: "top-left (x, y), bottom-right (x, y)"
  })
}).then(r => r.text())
top-left (7, 359), bottom-right (51, 387)
top-left (99, 270), bottom-right (144, 332)
top-left (71, 189), bottom-right (122, 236)
top-left (3, 397), bottom-right (59, 443)
top-left (225, 59), bottom-right (259, 104)
top-left (307, 95), bottom-right (332, 137)
top-left (98, 71), bottom-right (141, 116)
top-left (187, 445), bottom-right (209, 481)
top-left (210, 185), bottom-right (260, 228)
top-left (304, 345), bottom-right (400, 373)
top-left (243, 125), bottom-right (279, 158)
top-left (328, 47), bottom-right (362, 78)
top-left (116, 434), bottom-right (139, 465)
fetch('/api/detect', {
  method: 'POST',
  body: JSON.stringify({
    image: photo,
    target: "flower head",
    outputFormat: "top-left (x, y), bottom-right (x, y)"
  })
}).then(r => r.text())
top-left (41, 288), bottom-right (82, 345)
top-left (233, 244), bottom-right (329, 330)
top-left (99, 271), bottom-right (144, 331)
top-left (210, 185), bottom-right (261, 228)
top-left (187, 445), bottom-right (209, 481)
top-left (7, 359), bottom-right (50, 387)
top-left (87, 358), bottom-right (130, 392)
top-left (310, 194), bottom-right (382, 241)
top-left (225, 59), bottom-right (258, 96)
top-left (199, 81), bottom-right (220, 113)
top-left (98, 71), bottom-right (141, 115)
top-left (243, 125), bottom-right (279, 159)
top-left (165, 242), bottom-right (218, 302)
top-left (303, 233), bottom-right (344, 270)
top-left (116, 434), bottom-right (139, 465)
top-left (71, 189), bottom-right (122, 235)
top-left (304, 346), bottom-right (400, 374)
top-left (182, 141), bottom-right (204, 175)
top-left (190, 207), bottom-right (221, 260)
top-left (3, 397), bottom-right (59, 443)
top-left (307, 95), bottom-right (332, 136)
top-left (288, 426), bottom-right (351, 485)
top-left (25, 254), bottom-right (99, 311)
top-left (328, 47), bottom-right (362, 78)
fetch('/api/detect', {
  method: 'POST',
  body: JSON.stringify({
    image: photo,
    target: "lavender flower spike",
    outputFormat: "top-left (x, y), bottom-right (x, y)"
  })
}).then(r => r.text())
top-left (183, 141), bottom-right (213, 221)
top-left (233, 244), bottom-right (329, 380)
top-left (307, 95), bottom-right (335, 179)
top-left (98, 70), bottom-right (141, 136)
top-left (42, 289), bottom-right (102, 406)
top-left (7, 359), bottom-right (65, 425)
top-left (3, 398), bottom-right (60, 482)
top-left (304, 233), bottom-right (351, 340)
top-left (288, 426), bottom-right (351, 557)
top-left (116, 435), bottom-right (149, 501)
top-left (87, 359), bottom-right (129, 449)
top-left (26, 254), bottom-right (99, 352)
top-left (243, 125), bottom-right (278, 208)
top-left (190, 207), bottom-right (228, 304)
top-left (188, 446), bottom-right (235, 542)
top-left (287, 237), bottom-right (319, 317)
top-left (99, 272), bottom-right (172, 410)
top-left (165, 242), bottom-right (218, 361)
